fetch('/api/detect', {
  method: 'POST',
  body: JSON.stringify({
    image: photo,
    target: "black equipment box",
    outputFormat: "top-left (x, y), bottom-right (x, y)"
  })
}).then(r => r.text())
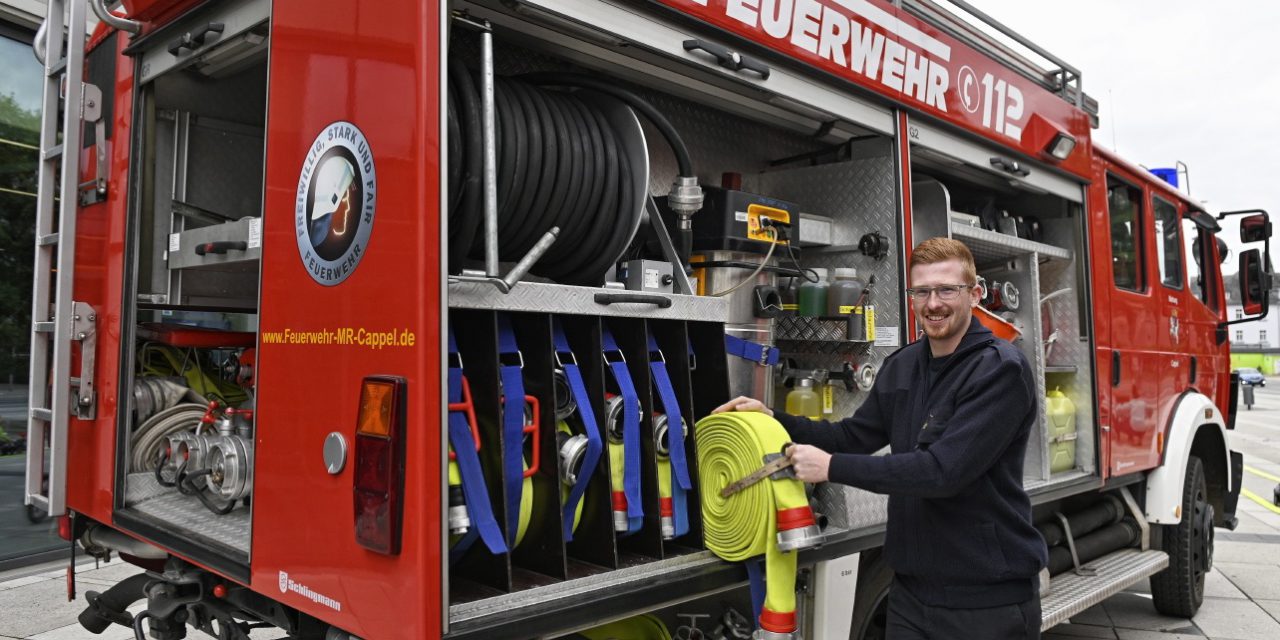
top-left (656, 187), bottom-right (799, 255)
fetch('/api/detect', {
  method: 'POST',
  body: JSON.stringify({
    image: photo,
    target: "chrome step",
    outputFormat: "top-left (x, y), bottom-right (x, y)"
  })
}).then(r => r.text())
top-left (1041, 548), bottom-right (1169, 630)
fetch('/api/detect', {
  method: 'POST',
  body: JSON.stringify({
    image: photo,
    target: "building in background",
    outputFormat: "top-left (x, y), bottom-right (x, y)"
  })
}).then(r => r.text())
top-left (1224, 272), bottom-right (1280, 374)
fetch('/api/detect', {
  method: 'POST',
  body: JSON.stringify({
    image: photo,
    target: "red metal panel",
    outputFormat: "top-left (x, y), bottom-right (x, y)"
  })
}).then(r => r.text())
top-left (653, 0), bottom-right (1092, 178)
top-left (250, 1), bottom-right (441, 637)
top-left (66, 33), bottom-right (134, 526)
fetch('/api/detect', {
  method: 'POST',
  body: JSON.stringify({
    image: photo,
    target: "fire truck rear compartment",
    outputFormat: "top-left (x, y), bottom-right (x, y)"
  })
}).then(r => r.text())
top-left (117, 7), bottom-right (269, 569)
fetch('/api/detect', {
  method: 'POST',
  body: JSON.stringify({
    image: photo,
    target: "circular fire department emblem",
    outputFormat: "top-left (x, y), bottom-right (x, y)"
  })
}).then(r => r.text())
top-left (296, 121), bottom-right (376, 286)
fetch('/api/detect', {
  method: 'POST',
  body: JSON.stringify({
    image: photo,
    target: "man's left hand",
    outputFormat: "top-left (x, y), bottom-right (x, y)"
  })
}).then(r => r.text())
top-left (786, 444), bottom-right (831, 483)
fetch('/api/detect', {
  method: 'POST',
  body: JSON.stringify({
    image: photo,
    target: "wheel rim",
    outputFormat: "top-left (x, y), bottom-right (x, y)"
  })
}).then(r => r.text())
top-left (1192, 485), bottom-right (1212, 596)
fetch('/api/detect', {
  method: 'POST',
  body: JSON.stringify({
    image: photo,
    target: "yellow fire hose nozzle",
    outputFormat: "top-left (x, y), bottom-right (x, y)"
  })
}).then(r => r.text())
top-left (696, 412), bottom-right (825, 636)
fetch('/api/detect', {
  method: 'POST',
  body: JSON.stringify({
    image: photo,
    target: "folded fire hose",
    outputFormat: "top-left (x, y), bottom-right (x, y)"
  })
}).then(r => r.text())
top-left (648, 331), bottom-right (692, 540)
top-left (603, 325), bottom-right (645, 534)
top-left (448, 321), bottom-right (539, 560)
top-left (695, 412), bottom-right (823, 639)
top-left (553, 319), bottom-right (603, 539)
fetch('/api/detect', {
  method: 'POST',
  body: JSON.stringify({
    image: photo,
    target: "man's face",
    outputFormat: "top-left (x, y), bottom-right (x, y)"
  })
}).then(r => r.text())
top-left (909, 259), bottom-right (979, 347)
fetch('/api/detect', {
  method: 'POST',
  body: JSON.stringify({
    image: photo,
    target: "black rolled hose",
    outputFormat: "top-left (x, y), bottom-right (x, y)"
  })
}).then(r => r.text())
top-left (447, 66), bottom-right (695, 284)
top-left (1046, 519), bottom-right (1141, 576)
top-left (1037, 494), bottom-right (1125, 548)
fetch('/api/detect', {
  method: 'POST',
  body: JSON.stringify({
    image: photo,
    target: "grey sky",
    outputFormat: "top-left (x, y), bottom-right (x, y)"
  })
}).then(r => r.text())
top-left (975, 1), bottom-right (1280, 217)
top-left (966, 1), bottom-right (1280, 274)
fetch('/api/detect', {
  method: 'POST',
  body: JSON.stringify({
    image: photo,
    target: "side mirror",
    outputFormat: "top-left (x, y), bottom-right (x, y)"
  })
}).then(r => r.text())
top-left (1216, 236), bottom-right (1230, 265)
top-left (1239, 249), bottom-right (1270, 316)
top-left (1241, 214), bottom-right (1272, 243)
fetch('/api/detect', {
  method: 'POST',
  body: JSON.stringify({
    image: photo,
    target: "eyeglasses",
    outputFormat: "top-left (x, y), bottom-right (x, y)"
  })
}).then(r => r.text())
top-left (905, 284), bottom-right (974, 301)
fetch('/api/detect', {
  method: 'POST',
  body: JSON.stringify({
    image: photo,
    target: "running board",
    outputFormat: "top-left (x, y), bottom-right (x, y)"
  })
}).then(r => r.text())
top-left (1041, 548), bottom-right (1169, 631)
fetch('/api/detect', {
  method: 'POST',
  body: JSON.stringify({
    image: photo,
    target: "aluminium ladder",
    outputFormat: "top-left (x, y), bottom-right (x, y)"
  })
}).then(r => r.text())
top-left (26, 0), bottom-right (101, 518)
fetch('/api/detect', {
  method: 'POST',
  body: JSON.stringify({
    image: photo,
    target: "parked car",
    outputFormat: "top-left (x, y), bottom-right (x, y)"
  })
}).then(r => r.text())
top-left (1238, 367), bottom-right (1266, 386)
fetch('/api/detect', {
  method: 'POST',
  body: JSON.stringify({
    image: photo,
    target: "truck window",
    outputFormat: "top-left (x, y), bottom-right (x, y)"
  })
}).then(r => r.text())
top-left (1153, 196), bottom-right (1183, 290)
top-left (1183, 218), bottom-right (1218, 310)
top-left (1107, 176), bottom-right (1145, 291)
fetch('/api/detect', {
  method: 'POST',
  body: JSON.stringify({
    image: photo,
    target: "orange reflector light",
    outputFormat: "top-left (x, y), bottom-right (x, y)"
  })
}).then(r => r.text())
top-left (357, 380), bottom-right (396, 437)
top-left (57, 515), bottom-right (72, 541)
top-left (354, 376), bottom-right (407, 555)
top-left (1157, 432), bottom-right (1164, 456)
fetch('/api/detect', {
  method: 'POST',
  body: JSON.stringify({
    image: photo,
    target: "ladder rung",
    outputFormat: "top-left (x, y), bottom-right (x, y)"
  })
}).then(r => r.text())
top-left (35, 322), bottom-right (55, 333)
top-left (43, 144), bottom-right (64, 161)
top-left (38, 233), bottom-right (59, 246)
top-left (31, 408), bottom-right (53, 422)
top-left (47, 58), bottom-right (68, 77)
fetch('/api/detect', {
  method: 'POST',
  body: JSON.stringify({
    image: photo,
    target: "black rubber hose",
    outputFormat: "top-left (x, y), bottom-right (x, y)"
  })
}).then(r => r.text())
top-left (522, 72), bottom-right (695, 176)
top-left (1038, 495), bottom-right (1125, 547)
top-left (448, 60), bottom-right (483, 271)
top-left (446, 68), bottom-right (683, 283)
top-left (1047, 519), bottom-right (1141, 576)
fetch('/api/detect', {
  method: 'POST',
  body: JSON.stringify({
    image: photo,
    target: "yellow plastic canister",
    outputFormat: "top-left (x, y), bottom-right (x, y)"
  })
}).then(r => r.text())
top-left (1046, 386), bottom-right (1077, 473)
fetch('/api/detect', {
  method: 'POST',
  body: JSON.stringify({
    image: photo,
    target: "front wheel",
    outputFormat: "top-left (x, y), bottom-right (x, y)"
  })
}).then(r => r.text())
top-left (849, 553), bottom-right (892, 640)
top-left (1150, 455), bottom-right (1212, 617)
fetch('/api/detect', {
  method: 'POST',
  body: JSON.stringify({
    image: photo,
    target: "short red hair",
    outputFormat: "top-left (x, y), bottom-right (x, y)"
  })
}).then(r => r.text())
top-left (910, 238), bottom-right (977, 285)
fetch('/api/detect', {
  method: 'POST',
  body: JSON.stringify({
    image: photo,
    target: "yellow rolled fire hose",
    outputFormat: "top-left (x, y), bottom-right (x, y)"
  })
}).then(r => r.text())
top-left (447, 450), bottom-right (533, 550)
top-left (578, 613), bottom-right (672, 640)
top-left (696, 411), bottom-right (816, 637)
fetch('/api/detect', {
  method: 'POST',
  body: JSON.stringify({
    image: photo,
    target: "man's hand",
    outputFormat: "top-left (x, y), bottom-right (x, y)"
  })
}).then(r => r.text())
top-left (786, 444), bottom-right (831, 483)
top-left (712, 396), bottom-right (774, 417)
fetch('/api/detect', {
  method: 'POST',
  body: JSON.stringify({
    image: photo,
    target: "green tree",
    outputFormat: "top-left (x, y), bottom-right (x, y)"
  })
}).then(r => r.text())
top-left (0, 91), bottom-right (39, 383)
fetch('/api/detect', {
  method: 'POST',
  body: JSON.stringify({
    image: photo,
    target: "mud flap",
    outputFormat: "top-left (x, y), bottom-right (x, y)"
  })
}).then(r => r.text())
top-left (1222, 450), bottom-right (1243, 530)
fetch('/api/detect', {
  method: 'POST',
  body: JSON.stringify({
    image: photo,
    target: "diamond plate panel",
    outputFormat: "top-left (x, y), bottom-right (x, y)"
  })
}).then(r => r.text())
top-left (814, 480), bottom-right (889, 533)
top-left (747, 147), bottom-right (901, 534)
top-left (125, 472), bottom-right (251, 555)
top-left (1041, 549), bottom-right (1168, 630)
top-left (1038, 223), bottom-right (1098, 477)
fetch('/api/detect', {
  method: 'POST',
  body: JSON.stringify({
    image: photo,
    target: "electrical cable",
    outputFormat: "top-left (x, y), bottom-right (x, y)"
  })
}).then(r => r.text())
top-left (708, 227), bottom-right (778, 297)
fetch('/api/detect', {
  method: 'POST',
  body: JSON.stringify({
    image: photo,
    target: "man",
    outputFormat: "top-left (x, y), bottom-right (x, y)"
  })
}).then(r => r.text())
top-left (715, 238), bottom-right (1046, 639)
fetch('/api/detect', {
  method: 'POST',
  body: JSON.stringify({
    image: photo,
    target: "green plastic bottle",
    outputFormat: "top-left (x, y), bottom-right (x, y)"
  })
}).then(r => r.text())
top-left (785, 378), bottom-right (822, 420)
top-left (797, 268), bottom-right (829, 317)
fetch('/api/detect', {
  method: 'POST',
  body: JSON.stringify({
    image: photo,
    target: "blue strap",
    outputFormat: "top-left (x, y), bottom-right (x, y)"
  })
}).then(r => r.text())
top-left (724, 334), bottom-right (779, 367)
top-left (496, 315), bottom-right (526, 546)
top-left (553, 320), bottom-right (603, 541)
top-left (447, 329), bottom-right (506, 558)
top-left (647, 333), bottom-right (691, 539)
top-left (602, 325), bottom-right (643, 534)
top-left (745, 557), bottom-right (766, 629)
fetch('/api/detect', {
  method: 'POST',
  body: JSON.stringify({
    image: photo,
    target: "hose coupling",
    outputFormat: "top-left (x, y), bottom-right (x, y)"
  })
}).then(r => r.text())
top-left (659, 497), bottom-right (675, 540)
top-left (652, 413), bottom-right (688, 458)
top-left (612, 491), bottom-right (630, 532)
top-left (447, 484), bottom-right (470, 536)
top-left (557, 431), bottom-right (589, 486)
top-left (775, 505), bottom-right (823, 552)
top-left (552, 369), bottom-right (577, 420)
top-left (667, 176), bottom-right (704, 218)
top-left (752, 630), bottom-right (797, 640)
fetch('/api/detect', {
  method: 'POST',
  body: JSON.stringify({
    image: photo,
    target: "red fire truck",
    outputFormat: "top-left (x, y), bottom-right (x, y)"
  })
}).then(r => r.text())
top-left (24, 0), bottom-right (1271, 638)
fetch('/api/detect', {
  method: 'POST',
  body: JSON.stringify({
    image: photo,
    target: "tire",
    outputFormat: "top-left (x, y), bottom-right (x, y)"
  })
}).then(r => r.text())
top-left (849, 553), bottom-right (893, 640)
top-left (1150, 455), bottom-right (1213, 617)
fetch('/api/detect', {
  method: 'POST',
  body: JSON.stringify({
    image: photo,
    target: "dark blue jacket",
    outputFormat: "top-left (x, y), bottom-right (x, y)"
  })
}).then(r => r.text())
top-left (775, 316), bottom-right (1047, 607)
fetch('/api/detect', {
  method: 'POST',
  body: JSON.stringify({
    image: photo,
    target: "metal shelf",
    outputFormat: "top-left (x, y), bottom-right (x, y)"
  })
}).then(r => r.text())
top-left (776, 315), bottom-right (874, 344)
top-left (951, 223), bottom-right (1072, 265)
top-left (1045, 365), bottom-right (1079, 374)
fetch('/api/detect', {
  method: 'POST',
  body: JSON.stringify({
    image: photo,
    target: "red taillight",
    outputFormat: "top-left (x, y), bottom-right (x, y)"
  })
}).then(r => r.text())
top-left (57, 515), bottom-right (72, 541)
top-left (354, 376), bottom-right (406, 555)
